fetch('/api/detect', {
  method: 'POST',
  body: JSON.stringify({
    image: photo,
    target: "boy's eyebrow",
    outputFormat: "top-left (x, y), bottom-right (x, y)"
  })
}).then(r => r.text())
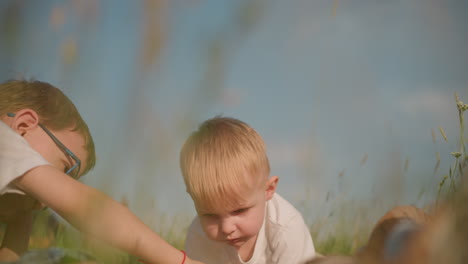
top-left (197, 204), bottom-right (253, 217)
top-left (197, 206), bottom-right (225, 215)
top-left (197, 210), bottom-right (217, 217)
top-left (233, 200), bottom-right (253, 209)
top-left (200, 212), bottom-right (217, 217)
top-left (196, 195), bottom-right (253, 213)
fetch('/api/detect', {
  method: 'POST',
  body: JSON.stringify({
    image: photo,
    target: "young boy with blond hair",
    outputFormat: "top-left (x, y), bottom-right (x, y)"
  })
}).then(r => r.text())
top-left (180, 116), bottom-right (316, 264)
top-left (0, 79), bottom-right (202, 264)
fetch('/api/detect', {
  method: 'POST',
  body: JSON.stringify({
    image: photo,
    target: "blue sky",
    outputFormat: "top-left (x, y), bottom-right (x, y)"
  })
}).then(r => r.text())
top-left (1, 0), bottom-right (467, 224)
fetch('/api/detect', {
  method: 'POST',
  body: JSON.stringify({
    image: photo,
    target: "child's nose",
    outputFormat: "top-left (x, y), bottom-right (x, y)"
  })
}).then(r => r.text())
top-left (220, 218), bottom-right (236, 235)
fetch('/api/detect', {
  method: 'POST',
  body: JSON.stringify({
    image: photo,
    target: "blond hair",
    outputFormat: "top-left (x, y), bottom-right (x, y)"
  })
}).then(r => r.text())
top-left (0, 79), bottom-right (96, 176)
top-left (180, 116), bottom-right (270, 210)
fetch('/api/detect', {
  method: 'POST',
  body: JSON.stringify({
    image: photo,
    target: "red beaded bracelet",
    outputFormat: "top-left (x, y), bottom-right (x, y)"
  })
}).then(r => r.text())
top-left (180, 250), bottom-right (187, 264)
top-left (138, 250), bottom-right (186, 264)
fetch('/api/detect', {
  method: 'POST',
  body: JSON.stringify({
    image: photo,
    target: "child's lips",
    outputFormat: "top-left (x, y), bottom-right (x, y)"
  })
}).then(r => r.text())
top-left (227, 237), bottom-right (243, 246)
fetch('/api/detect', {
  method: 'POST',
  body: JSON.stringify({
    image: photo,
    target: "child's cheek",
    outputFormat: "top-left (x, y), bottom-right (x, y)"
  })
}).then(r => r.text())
top-left (245, 209), bottom-right (264, 234)
top-left (201, 218), bottom-right (219, 239)
top-left (204, 226), bottom-right (220, 241)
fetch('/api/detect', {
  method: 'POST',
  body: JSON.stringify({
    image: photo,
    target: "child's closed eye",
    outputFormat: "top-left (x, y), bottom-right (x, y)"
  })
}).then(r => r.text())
top-left (232, 208), bottom-right (248, 215)
top-left (201, 213), bottom-right (217, 218)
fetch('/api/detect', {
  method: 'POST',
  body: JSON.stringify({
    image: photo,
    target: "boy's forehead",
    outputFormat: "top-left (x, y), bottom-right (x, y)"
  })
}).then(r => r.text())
top-left (189, 170), bottom-right (268, 213)
top-left (195, 200), bottom-right (245, 214)
top-left (194, 187), bottom-right (260, 214)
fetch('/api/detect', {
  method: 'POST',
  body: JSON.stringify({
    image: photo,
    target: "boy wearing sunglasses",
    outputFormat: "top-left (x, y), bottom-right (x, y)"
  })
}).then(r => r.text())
top-left (0, 80), bottom-right (202, 264)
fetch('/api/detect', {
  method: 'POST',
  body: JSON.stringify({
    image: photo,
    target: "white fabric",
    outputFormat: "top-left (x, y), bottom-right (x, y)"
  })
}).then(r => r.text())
top-left (185, 193), bottom-right (316, 264)
top-left (0, 120), bottom-right (49, 195)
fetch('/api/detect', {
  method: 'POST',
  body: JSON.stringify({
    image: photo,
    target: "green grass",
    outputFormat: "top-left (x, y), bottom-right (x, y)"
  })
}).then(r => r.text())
top-left (22, 213), bottom-right (365, 262)
top-left (437, 93), bottom-right (468, 201)
top-left (1, 93), bottom-right (465, 263)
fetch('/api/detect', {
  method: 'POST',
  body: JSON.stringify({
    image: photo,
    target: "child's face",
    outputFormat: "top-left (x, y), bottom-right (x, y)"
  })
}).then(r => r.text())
top-left (2, 112), bottom-right (88, 178)
top-left (24, 127), bottom-right (87, 177)
top-left (195, 176), bottom-right (278, 256)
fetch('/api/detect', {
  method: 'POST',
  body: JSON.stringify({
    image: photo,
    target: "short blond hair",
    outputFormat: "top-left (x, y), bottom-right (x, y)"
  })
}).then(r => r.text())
top-left (0, 79), bottom-right (96, 176)
top-left (180, 116), bottom-right (270, 210)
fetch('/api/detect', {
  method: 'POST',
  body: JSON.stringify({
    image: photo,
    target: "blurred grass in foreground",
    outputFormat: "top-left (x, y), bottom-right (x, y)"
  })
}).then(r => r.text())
top-left (1, 202), bottom-right (374, 262)
top-left (15, 208), bottom-right (367, 263)
top-left (0, 94), bottom-right (465, 263)
top-left (0, 203), bottom-right (371, 262)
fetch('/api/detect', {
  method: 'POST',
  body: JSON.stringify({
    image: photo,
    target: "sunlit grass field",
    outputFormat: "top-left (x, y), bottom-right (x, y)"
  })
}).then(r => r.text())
top-left (1, 93), bottom-right (466, 263)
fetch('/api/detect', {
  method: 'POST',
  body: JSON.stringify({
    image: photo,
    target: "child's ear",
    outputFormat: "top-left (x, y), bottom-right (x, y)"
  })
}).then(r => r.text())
top-left (10, 109), bottom-right (40, 136)
top-left (265, 176), bottom-right (279, 201)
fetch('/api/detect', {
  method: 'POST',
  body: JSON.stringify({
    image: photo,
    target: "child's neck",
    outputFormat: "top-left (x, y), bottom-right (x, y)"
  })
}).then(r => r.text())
top-left (237, 233), bottom-right (258, 262)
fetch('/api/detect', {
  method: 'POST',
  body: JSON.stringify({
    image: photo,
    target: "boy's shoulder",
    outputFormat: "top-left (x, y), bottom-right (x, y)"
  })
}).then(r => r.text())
top-left (0, 120), bottom-right (26, 145)
top-left (265, 193), bottom-right (306, 227)
top-left (263, 193), bottom-right (316, 260)
top-left (0, 119), bottom-right (10, 133)
top-left (0, 120), bottom-right (50, 195)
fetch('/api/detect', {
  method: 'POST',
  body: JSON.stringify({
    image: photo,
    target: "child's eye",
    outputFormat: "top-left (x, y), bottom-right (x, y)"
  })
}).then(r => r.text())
top-left (202, 214), bottom-right (216, 218)
top-left (232, 208), bottom-right (248, 215)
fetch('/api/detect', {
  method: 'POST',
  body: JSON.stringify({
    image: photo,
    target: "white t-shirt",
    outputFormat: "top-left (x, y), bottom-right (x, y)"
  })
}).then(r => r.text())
top-left (185, 193), bottom-right (316, 264)
top-left (0, 120), bottom-right (49, 195)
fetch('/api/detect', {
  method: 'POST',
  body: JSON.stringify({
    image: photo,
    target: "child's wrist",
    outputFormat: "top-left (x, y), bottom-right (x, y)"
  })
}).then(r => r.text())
top-left (180, 250), bottom-right (187, 264)
top-left (137, 250), bottom-right (186, 264)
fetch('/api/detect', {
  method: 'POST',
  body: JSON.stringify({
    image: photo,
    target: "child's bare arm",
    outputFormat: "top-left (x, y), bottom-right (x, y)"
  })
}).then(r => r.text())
top-left (0, 248), bottom-right (18, 262)
top-left (12, 165), bottom-right (203, 264)
top-left (0, 212), bottom-right (32, 261)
